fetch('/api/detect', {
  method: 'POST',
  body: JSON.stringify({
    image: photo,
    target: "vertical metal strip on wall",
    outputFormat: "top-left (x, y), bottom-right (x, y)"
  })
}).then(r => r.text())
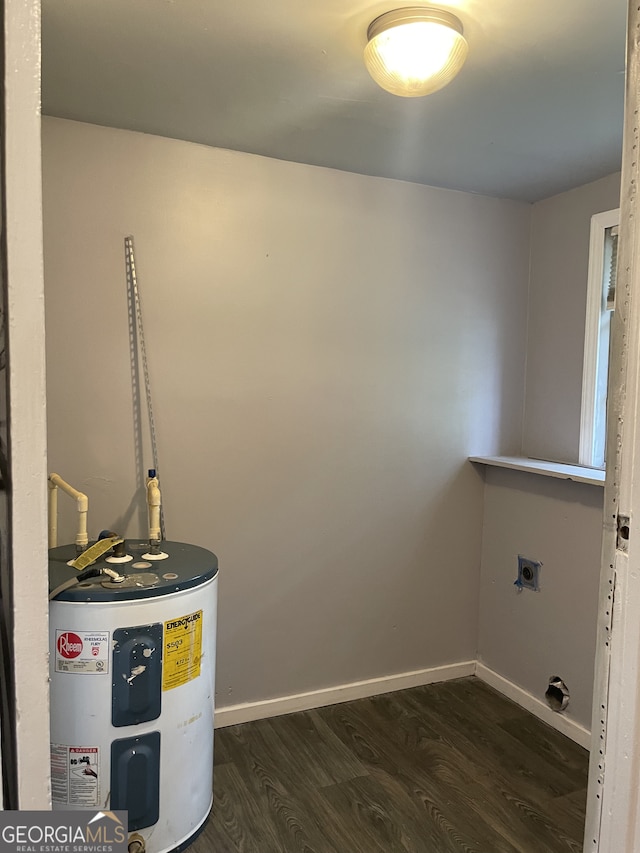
top-left (125, 236), bottom-right (165, 540)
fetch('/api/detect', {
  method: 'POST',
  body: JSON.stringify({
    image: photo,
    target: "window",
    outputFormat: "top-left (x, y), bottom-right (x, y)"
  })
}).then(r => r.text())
top-left (580, 208), bottom-right (620, 469)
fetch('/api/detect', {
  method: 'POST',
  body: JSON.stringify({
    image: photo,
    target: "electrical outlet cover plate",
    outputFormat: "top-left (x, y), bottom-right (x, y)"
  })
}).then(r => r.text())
top-left (516, 556), bottom-right (542, 591)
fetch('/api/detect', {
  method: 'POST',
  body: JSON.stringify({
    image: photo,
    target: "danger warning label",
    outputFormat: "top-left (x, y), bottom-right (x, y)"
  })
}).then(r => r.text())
top-left (51, 744), bottom-right (99, 806)
top-left (55, 630), bottom-right (109, 674)
top-left (163, 609), bottom-right (202, 691)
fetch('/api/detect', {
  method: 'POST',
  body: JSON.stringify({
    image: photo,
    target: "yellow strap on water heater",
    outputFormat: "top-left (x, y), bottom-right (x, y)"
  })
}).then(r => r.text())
top-left (70, 536), bottom-right (124, 571)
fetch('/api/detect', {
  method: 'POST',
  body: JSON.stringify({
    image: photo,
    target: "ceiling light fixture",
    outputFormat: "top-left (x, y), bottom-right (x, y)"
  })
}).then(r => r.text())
top-left (364, 7), bottom-right (468, 98)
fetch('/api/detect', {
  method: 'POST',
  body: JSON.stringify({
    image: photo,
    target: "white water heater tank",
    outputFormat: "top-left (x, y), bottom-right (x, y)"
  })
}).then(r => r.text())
top-left (49, 540), bottom-right (218, 853)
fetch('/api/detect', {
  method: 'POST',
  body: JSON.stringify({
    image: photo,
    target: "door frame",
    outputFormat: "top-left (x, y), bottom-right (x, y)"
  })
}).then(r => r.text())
top-left (584, 3), bottom-right (640, 850)
top-left (2, 0), bottom-right (51, 808)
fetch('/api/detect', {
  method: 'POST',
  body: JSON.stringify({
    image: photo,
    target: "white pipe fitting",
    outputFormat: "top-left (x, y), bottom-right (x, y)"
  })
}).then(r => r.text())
top-left (48, 479), bottom-right (58, 549)
top-left (146, 475), bottom-right (161, 543)
top-left (48, 473), bottom-right (89, 549)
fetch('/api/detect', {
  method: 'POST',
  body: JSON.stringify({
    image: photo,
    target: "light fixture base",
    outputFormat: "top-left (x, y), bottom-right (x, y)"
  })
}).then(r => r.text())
top-left (367, 7), bottom-right (464, 42)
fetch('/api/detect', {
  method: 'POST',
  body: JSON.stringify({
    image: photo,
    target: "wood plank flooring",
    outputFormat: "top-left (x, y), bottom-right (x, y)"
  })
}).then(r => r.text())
top-left (191, 677), bottom-right (588, 853)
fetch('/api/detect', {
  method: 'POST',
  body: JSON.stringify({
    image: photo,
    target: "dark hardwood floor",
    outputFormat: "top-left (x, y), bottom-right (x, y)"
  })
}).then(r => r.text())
top-left (192, 677), bottom-right (588, 853)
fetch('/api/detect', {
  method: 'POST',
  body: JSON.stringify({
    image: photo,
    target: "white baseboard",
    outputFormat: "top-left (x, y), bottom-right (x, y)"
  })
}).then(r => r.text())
top-left (475, 662), bottom-right (591, 750)
top-left (215, 660), bottom-right (476, 728)
top-left (215, 660), bottom-right (593, 750)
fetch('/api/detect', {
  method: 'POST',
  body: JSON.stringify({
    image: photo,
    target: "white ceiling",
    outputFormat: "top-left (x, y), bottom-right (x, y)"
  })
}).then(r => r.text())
top-left (41, 0), bottom-right (627, 202)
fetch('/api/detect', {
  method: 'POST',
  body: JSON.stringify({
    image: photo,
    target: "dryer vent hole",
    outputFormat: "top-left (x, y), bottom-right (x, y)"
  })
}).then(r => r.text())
top-left (516, 556), bottom-right (541, 591)
top-left (545, 676), bottom-right (570, 712)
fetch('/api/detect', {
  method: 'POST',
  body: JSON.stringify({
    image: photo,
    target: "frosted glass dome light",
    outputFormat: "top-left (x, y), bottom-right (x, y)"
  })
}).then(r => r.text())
top-left (364, 7), bottom-right (468, 97)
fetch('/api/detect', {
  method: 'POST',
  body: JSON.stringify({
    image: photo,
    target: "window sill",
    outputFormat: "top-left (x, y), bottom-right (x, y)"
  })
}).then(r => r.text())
top-left (469, 455), bottom-right (605, 487)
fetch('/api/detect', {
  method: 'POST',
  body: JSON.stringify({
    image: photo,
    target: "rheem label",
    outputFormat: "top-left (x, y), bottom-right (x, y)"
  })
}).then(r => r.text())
top-left (55, 630), bottom-right (110, 674)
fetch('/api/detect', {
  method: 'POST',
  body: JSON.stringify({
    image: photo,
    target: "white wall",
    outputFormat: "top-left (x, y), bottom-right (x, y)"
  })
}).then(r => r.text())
top-left (523, 172), bottom-right (622, 464)
top-left (42, 117), bottom-right (531, 709)
top-left (477, 173), bottom-right (622, 730)
top-left (478, 468), bottom-right (603, 728)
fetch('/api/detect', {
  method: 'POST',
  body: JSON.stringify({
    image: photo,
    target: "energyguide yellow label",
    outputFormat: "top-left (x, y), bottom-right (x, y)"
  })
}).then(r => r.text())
top-left (162, 609), bottom-right (203, 691)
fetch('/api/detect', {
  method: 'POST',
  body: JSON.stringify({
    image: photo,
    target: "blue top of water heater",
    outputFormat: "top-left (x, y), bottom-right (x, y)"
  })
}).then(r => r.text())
top-left (48, 540), bottom-right (218, 602)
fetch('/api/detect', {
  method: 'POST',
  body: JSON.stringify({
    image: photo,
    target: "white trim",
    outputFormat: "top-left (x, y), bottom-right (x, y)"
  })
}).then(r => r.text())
top-left (214, 661), bottom-right (476, 728)
top-left (585, 3), bottom-right (640, 848)
top-left (594, 551), bottom-right (640, 853)
top-left (469, 455), bottom-right (605, 486)
top-left (4, 0), bottom-right (51, 808)
top-left (475, 663), bottom-right (591, 750)
top-left (579, 208), bottom-right (620, 467)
